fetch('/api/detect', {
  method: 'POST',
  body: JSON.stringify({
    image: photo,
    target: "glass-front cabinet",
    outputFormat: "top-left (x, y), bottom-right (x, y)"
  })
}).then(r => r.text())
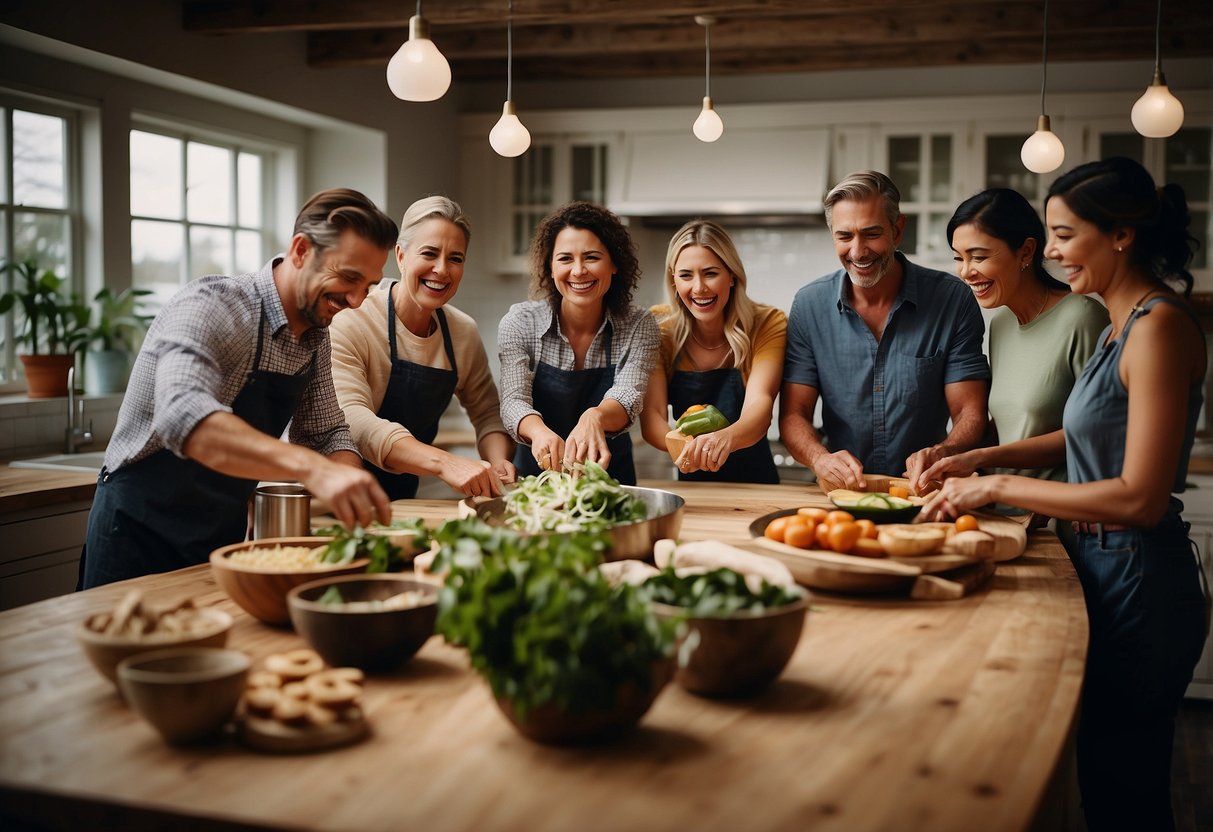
top-left (1088, 122), bottom-right (1212, 277)
top-left (878, 127), bottom-right (963, 269)
top-left (503, 137), bottom-right (611, 269)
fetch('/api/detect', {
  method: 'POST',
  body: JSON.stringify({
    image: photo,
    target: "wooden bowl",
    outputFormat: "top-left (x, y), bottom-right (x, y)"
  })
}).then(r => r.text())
top-left (651, 597), bottom-right (808, 697)
top-left (77, 607), bottom-right (233, 688)
top-left (117, 647), bottom-right (249, 745)
top-left (492, 657), bottom-right (675, 745)
top-left (209, 537), bottom-right (368, 626)
top-left (287, 574), bottom-right (438, 671)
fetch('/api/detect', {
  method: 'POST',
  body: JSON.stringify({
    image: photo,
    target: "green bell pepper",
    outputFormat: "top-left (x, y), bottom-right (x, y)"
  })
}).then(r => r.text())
top-left (675, 404), bottom-right (730, 437)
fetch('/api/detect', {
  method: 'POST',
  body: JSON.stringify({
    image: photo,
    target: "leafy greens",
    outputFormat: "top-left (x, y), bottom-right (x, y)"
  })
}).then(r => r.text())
top-left (500, 460), bottom-right (647, 533)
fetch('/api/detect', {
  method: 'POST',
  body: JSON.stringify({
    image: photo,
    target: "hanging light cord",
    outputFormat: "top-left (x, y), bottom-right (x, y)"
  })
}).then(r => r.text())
top-left (1038, 0), bottom-right (1050, 116)
top-left (1153, 0), bottom-right (1162, 72)
top-left (507, 0), bottom-right (514, 102)
top-left (416, 0), bottom-right (422, 16)
top-left (704, 21), bottom-right (712, 99)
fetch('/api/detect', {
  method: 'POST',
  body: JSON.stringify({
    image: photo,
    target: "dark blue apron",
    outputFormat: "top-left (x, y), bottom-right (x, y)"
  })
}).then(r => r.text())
top-left (513, 325), bottom-right (636, 485)
top-left (79, 302), bottom-right (313, 589)
top-left (668, 359), bottom-right (779, 484)
top-left (365, 283), bottom-right (459, 500)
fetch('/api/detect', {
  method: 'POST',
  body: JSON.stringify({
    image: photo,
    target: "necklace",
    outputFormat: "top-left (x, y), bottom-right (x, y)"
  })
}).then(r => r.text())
top-left (1130, 287), bottom-right (1158, 311)
top-left (690, 330), bottom-right (729, 351)
top-left (1027, 288), bottom-right (1050, 324)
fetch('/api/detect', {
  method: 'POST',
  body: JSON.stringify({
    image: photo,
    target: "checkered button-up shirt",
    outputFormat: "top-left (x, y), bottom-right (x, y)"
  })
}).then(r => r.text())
top-left (104, 258), bottom-right (357, 472)
top-left (497, 299), bottom-right (659, 441)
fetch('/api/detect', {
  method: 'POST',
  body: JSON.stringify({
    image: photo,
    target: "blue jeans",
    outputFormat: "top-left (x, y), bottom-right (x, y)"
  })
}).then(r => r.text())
top-left (1069, 502), bottom-right (1208, 831)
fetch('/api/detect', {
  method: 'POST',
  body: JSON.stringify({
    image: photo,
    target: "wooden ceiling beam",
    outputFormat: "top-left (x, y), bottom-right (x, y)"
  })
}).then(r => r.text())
top-left (183, 0), bottom-right (1028, 34)
top-left (305, 9), bottom-right (1209, 70)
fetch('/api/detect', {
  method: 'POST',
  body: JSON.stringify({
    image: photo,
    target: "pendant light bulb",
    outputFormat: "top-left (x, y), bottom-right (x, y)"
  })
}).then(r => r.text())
top-left (1021, 115), bottom-right (1065, 174)
top-left (386, 14), bottom-right (451, 102)
top-left (693, 97), bottom-right (724, 143)
top-left (692, 16), bottom-right (723, 143)
top-left (490, 101), bottom-right (531, 157)
top-left (1132, 69), bottom-right (1185, 137)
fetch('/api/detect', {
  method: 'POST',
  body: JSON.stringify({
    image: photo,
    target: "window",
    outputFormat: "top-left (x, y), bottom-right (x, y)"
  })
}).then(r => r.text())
top-left (1, 99), bottom-right (79, 388)
top-left (129, 126), bottom-right (273, 310)
top-left (884, 131), bottom-right (959, 265)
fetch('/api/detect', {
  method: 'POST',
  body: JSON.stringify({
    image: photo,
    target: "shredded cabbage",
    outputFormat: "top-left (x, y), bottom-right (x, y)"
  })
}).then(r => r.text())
top-left (501, 461), bottom-right (647, 533)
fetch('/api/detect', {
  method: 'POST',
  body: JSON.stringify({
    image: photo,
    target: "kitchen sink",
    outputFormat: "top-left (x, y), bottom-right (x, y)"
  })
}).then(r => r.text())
top-left (10, 451), bottom-right (108, 473)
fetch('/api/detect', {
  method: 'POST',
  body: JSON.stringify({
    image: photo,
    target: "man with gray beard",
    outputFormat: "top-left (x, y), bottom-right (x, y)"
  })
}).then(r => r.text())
top-left (779, 170), bottom-right (990, 493)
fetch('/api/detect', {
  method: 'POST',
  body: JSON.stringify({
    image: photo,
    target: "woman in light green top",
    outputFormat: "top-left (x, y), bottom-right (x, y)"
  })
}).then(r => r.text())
top-left (916, 189), bottom-right (1108, 538)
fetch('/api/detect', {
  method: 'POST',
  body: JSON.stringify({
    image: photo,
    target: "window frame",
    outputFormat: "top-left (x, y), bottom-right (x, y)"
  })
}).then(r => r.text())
top-left (128, 117), bottom-right (279, 306)
top-left (0, 92), bottom-right (83, 392)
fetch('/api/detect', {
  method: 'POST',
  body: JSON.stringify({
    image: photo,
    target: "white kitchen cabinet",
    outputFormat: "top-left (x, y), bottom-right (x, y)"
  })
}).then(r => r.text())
top-left (462, 132), bottom-right (616, 275)
top-left (1182, 475), bottom-right (1213, 700)
top-left (0, 500), bottom-right (89, 610)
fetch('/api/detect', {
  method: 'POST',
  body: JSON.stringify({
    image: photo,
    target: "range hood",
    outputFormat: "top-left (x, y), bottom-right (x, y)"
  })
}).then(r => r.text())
top-left (612, 126), bottom-right (831, 219)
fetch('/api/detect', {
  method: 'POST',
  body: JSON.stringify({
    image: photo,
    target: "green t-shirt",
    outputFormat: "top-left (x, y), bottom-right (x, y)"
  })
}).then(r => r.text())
top-left (987, 292), bottom-right (1109, 483)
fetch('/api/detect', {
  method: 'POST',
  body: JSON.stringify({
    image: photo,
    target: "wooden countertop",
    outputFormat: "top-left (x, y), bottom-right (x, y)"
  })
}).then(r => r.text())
top-left (0, 481), bottom-right (1087, 832)
top-left (0, 463), bottom-right (97, 513)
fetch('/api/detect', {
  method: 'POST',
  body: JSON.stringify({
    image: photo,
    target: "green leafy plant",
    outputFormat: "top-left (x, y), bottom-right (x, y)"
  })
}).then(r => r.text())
top-left (431, 517), bottom-right (676, 719)
top-left (0, 258), bottom-right (88, 355)
top-left (82, 287), bottom-right (154, 352)
top-left (639, 567), bottom-right (806, 617)
top-left (314, 518), bottom-right (429, 573)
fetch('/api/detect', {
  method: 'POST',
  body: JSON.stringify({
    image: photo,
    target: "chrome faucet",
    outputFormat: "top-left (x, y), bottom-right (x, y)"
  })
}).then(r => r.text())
top-left (66, 366), bottom-right (94, 454)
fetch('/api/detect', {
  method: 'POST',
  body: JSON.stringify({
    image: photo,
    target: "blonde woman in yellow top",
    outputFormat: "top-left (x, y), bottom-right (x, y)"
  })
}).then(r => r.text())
top-left (641, 220), bottom-right (786, 482)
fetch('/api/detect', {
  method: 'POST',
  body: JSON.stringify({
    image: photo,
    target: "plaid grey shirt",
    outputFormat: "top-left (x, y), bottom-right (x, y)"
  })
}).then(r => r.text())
top-left (497, 299), bottom-right (659, 441)
top-left (104, 258), bottom-right (357, 472)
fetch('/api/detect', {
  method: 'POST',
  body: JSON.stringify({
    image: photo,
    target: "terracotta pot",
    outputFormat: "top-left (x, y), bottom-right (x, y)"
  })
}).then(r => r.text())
top-left (19, 354), bottom-right (75, 398)
top-left (493, 657), bottom-right (674, 745)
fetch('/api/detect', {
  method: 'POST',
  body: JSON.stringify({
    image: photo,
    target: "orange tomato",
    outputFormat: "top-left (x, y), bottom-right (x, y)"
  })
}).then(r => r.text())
top-left (855, 519), bottom-right (878, 539)
top-left (764, 516), bottom-right (791, 542)
top-left (827, 521), bottom-right (862, 554)
top-left (889, 485), bottom-right (911, 499)
top-left (955, 514), bottom-right (979, 533)
top-left (815, 522), bottom-right (832, 550)
top-left (785, 514), bottom-right (810, 529)
top-left (825, 510), bottom-right (854, 526)
top-left (679, 404), bottom-right (706, 419)
top-left (783, 524), bottom-right (816, 550)
top-left (797, 507), bottom-right (829, 523)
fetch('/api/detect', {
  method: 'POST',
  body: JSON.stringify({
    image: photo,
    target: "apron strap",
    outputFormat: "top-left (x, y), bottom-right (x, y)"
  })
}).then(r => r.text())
top-left (250, 298), bottom-right (267, 372)
top-left (386, 282), bottom-right (400, 362)
top-left (434, 307), bottom-right (458, 376)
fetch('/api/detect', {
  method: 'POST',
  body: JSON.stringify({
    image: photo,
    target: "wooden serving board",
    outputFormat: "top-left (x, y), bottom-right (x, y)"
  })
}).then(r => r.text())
top-left (815, 472), bottom-right (911, 495)
top-left (239, 706), bottom-right (368, 753)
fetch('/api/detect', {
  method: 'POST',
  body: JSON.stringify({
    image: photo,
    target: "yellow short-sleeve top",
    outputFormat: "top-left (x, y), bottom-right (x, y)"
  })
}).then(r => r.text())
top-left (650, 303), bottom-right (788, 385)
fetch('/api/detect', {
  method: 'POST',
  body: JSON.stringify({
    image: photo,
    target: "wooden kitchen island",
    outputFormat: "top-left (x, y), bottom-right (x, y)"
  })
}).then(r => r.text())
top-left (0, 481), bottom-right (1088, 832)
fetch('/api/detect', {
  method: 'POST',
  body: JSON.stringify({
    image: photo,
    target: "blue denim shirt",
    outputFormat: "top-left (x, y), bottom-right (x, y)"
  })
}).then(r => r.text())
top-left (784, 252), bottom-right (990, 474)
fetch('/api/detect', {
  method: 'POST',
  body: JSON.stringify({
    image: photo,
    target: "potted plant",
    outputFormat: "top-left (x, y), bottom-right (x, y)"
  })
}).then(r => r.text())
top-left (0, 258), bottom-right (88, 398)
top-left (79, 287), bottom-right (154, 394)
top-left (431, 518), bottom-right (677, 745)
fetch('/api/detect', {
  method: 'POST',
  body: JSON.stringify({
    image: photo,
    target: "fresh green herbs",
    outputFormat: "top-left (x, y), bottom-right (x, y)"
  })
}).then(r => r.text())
top-left (314, 518), bottom-right (429, 573)
top-left (431, 517), bottom-right (676, 719)
top-left (501, 460), bottom-right (647, 534)
top-left (640, 567), bottom-right (805, 617)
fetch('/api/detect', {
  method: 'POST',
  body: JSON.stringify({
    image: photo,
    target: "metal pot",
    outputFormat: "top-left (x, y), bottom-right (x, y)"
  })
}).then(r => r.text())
top-left (253, 483), bottom-right (312, 539)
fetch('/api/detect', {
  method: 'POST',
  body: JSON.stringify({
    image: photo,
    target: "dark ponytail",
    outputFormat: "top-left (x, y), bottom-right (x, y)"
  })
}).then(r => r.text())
top-left (1046, 157), bottom-right (1198, 298)
top-left (947, 188), bottom-right (1067, 291)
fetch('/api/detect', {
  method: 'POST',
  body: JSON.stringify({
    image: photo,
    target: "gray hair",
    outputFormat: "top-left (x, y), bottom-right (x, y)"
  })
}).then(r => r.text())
top-left (824, 170), bottom-right (902, 229)
top-left (398, 195), bottom-right (472, 249)
top-left (292, 188), bottom-right (398, 252)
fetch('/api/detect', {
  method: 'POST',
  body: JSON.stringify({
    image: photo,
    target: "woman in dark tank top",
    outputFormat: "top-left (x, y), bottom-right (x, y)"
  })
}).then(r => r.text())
top-left (922, 157), bottom-right (1209, 832)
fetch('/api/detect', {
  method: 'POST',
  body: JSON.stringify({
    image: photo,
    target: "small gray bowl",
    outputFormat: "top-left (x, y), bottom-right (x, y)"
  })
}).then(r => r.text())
top-left (287, 574), bottom-right (439, 671)
top-left (117, 647), bottom-right (249, 744)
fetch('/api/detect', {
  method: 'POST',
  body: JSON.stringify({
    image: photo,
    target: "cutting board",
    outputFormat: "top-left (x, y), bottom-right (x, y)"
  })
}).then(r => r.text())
top-left (815, 472), bottom-right (911, 495)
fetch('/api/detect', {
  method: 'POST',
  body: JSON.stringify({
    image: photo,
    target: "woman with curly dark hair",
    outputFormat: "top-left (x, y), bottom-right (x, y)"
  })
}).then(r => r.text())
top-left (498, 201), bottom-right (659, 483)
